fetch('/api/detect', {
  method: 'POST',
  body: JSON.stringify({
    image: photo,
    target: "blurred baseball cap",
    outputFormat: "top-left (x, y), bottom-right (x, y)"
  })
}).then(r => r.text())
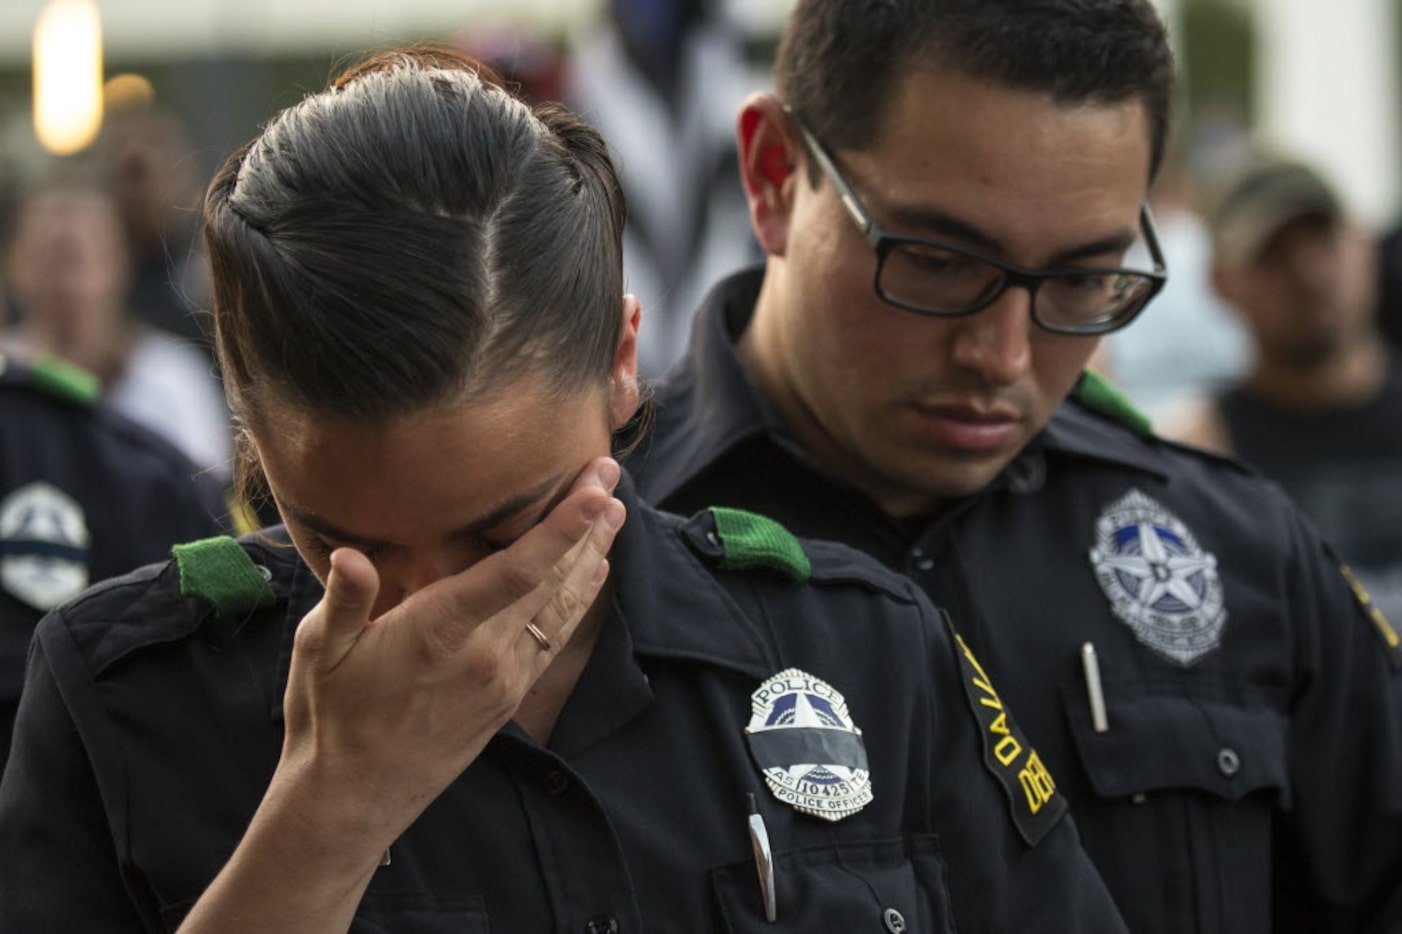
top-left (1209, 156), bottom-right (1342, 265)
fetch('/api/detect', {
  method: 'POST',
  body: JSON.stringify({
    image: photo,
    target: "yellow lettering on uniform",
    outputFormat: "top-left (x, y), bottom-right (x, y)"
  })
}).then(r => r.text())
top-left (1341, 564), bottom-right (1401, 648)
top-left (994, 735), bottom-right (1022, 767)
top-left (1018, 752), bottom-right (1057, 815)
top-left (956, 634), bottom-right (992, 683)
top-left (989, 712), bottom-right (1010, 736)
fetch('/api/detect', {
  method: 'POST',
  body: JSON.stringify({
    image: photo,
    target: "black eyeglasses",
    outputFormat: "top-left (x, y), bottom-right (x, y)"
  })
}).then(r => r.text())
top-left (793, 121), bottom-right (1168, 336)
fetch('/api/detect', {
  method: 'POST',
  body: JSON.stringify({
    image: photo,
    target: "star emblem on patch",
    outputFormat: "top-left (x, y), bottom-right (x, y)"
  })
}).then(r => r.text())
top-left (1089, 488), bottom-right (1227, 666)
top-left (744, 668), bottom-right (872, 822)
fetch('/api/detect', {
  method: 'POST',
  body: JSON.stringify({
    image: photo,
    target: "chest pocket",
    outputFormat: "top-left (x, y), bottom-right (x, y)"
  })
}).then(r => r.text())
top-left (1059, 682), bottom-right (1289, 934)
top-left (711, 835), bottom-right (952, 933)
top-left (1060, 682), bottom-right (1290, 803)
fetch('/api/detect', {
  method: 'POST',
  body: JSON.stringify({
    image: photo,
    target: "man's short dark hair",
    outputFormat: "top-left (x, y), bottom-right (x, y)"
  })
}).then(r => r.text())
top-left (776, 0), bottom-right (1175, 179)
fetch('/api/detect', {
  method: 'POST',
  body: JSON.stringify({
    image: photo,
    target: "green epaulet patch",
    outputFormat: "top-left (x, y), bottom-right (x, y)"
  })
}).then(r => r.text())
top-left (172, 536), bottom-right (277, 621)
top-left (1075, 369), bottom-right (1152, 436)
top-left (710, 507), bottom-right (811, 583)
top-left (29, 355), bottom-right (101, 407)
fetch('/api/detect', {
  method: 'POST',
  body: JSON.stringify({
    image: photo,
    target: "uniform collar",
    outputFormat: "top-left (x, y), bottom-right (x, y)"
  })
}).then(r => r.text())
top-left (1040, 387), bottom-right (1171, 481)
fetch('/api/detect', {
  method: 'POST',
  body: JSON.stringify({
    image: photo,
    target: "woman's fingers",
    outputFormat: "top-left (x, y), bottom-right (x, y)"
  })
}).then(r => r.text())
top-left (419, 457), bottom-right (624, 653)
top-left (516, 497), bottom-right (625, 661)
top-left (294, 547), bottom-right (381, 673)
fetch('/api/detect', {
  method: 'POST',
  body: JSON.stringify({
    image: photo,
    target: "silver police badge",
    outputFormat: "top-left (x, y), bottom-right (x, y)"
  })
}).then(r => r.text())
top-left (0, 481), bottom-right (90, 611)
top-left (744, 668), bottom-right (872, 821)
top-left (1089, 488), bottom-right (1227, 666)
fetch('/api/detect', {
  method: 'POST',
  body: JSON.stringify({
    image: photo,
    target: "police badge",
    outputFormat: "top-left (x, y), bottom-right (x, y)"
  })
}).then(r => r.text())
top-left (745, 668), bottom-right (872, 821)
top-left (0, 481), bottom-right (90, 611)
top-left (1089, 488), bottom-right (1227, 666)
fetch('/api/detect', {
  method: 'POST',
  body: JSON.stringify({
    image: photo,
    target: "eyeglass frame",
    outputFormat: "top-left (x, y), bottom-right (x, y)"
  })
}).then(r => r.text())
top-left (789, 116), bottom-right (1169, 336)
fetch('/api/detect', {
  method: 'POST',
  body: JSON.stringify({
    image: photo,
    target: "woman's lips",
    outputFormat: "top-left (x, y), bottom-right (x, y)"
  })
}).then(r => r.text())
top-left (909, 403), bottom-right (1019, 452)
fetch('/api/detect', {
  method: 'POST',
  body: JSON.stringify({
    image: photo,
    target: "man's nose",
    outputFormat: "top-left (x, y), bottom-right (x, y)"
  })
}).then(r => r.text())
top-left (948, 285), bottom-right (1035, 387)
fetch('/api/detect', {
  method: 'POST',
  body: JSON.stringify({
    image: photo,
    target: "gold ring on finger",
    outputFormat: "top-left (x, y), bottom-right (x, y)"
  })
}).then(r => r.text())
top-left (524, 622), bottom-right (553, 652)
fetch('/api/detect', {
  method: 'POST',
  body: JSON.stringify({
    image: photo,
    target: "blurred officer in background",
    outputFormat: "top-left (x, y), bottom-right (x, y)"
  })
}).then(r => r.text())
top-left (4, 174), bottom-right (232, 479)
top-left (0, 350), bottom-right (225, 766)
top-left (629, 1), bottom-right (1402, 930)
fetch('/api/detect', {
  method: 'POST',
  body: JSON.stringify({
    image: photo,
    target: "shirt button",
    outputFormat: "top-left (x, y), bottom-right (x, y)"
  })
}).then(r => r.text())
top-left (915, 559), bottom-right (935, 571)
top-left (585, 916), bottom-right (620, 934)
top-left (883, 908), bottom-right (908, 932)
top-left (543, 769), bottom-right (572, 796)
top-left (1217, 748), bottom-right (1241, 777)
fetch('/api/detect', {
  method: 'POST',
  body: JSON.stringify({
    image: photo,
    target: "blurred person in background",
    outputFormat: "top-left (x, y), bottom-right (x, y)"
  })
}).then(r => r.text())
top-left (0, 349), bottom-right (226, 768)
top-left (568, 0), bottom-right (763, 375)
top-left (4, 173), bottom-right (231, 479)
top-left (1162, 155), bottom-right (1402, 619)
top-left (100, 105), bottom-right (213, 352)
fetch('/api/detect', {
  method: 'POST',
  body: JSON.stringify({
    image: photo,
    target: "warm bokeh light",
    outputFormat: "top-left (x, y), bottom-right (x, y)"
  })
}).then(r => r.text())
top-left (104, 72), bottom-right (155, 111)
top-left (33, 0), bottom-right (104, 155)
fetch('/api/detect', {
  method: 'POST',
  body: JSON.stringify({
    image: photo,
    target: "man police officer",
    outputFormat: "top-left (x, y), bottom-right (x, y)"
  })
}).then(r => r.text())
top-left (630, 1), bottom-right (1402, 930)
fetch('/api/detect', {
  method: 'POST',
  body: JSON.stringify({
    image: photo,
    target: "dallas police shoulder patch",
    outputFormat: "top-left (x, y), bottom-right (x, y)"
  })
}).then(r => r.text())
top-left (953, 634), bottom-right (1067, 847)
top-left (0, 481), bottom-right (90, 611)
top-left (744, 668), bottom-right (872, 822)
top-left (1089, 488), bottom-right (1227, 666)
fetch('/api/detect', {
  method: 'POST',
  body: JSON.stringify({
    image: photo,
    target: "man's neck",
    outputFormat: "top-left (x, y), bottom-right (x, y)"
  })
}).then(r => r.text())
top-left (1245, 333), bottom-right (1390, 413)
top-left (737, 277), bottom-right (946, 520)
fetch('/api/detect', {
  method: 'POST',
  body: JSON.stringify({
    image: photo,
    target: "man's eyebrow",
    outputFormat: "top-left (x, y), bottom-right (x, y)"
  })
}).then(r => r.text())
top-left (881, 202), bottom-right (1139, 266)
top-left (284, 472), bottom-right (567, 549)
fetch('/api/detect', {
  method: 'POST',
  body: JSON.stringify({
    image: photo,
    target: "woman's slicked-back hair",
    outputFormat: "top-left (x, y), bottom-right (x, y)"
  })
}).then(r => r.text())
top-left (204, 48), bottom-right (627, 424)
top-left (777, 0), bottom-right (1175, 179)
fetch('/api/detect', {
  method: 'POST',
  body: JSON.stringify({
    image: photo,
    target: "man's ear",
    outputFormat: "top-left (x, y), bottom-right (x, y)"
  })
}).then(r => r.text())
top-left (608, 294), bottom-right (642, 430)
top-left (737, 93), bottom-right (802, 258)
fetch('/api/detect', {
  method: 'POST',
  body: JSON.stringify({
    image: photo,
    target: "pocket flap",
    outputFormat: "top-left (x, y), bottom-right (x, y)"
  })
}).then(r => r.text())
top-left (711, 835), bottom-right (952, 932)
top-left (1061, 682), bottom-right (1290, 804)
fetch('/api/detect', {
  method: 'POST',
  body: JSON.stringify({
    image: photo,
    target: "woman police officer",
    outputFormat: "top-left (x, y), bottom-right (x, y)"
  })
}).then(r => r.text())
top-left (0, 49), bottom-right (1124, 932)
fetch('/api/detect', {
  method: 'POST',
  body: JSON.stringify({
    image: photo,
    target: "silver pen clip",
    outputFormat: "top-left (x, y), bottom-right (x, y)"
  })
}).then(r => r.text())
top-left (747, 793), bottom-right (777, 923)
top-left (1081, 642), bottom-right (1109, 733)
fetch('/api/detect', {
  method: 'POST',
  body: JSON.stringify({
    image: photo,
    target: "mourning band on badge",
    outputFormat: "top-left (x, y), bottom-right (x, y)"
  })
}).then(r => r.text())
top-left (0, 538), bottom-right (87, 562)
top-left (747, 726), bottom-right (870, 774)
top-left (746, 668), bottom-right (873, 822)
top-left (953, 634), bottom-right (1068, 847)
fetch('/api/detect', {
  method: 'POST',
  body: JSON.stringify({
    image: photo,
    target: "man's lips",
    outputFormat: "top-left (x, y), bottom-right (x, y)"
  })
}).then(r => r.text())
top-left (908, 402), bottom-right (1020, 452)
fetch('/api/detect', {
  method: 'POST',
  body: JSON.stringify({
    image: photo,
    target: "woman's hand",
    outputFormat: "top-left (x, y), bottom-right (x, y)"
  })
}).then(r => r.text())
top-left (178, 456), bottom-right (625, 934)
top-left (282, 455), bottom-right (624, 831)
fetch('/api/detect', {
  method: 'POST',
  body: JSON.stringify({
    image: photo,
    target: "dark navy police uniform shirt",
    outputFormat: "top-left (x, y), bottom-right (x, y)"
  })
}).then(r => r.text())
top-left (0, 478), bottom-right (1127, 932)
top-left (628, 269), bottom-right (1402, 934)
top-left (0, 353), bottom-right (224, 764)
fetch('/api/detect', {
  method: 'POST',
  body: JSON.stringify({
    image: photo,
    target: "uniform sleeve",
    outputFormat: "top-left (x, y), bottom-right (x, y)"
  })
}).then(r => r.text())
top-left (0, 624), bottom-right (150, 931)
top-left (1274, 507), bottom-right (1402, 931)
top-left (921, 608), bottom-right (1128, 933)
